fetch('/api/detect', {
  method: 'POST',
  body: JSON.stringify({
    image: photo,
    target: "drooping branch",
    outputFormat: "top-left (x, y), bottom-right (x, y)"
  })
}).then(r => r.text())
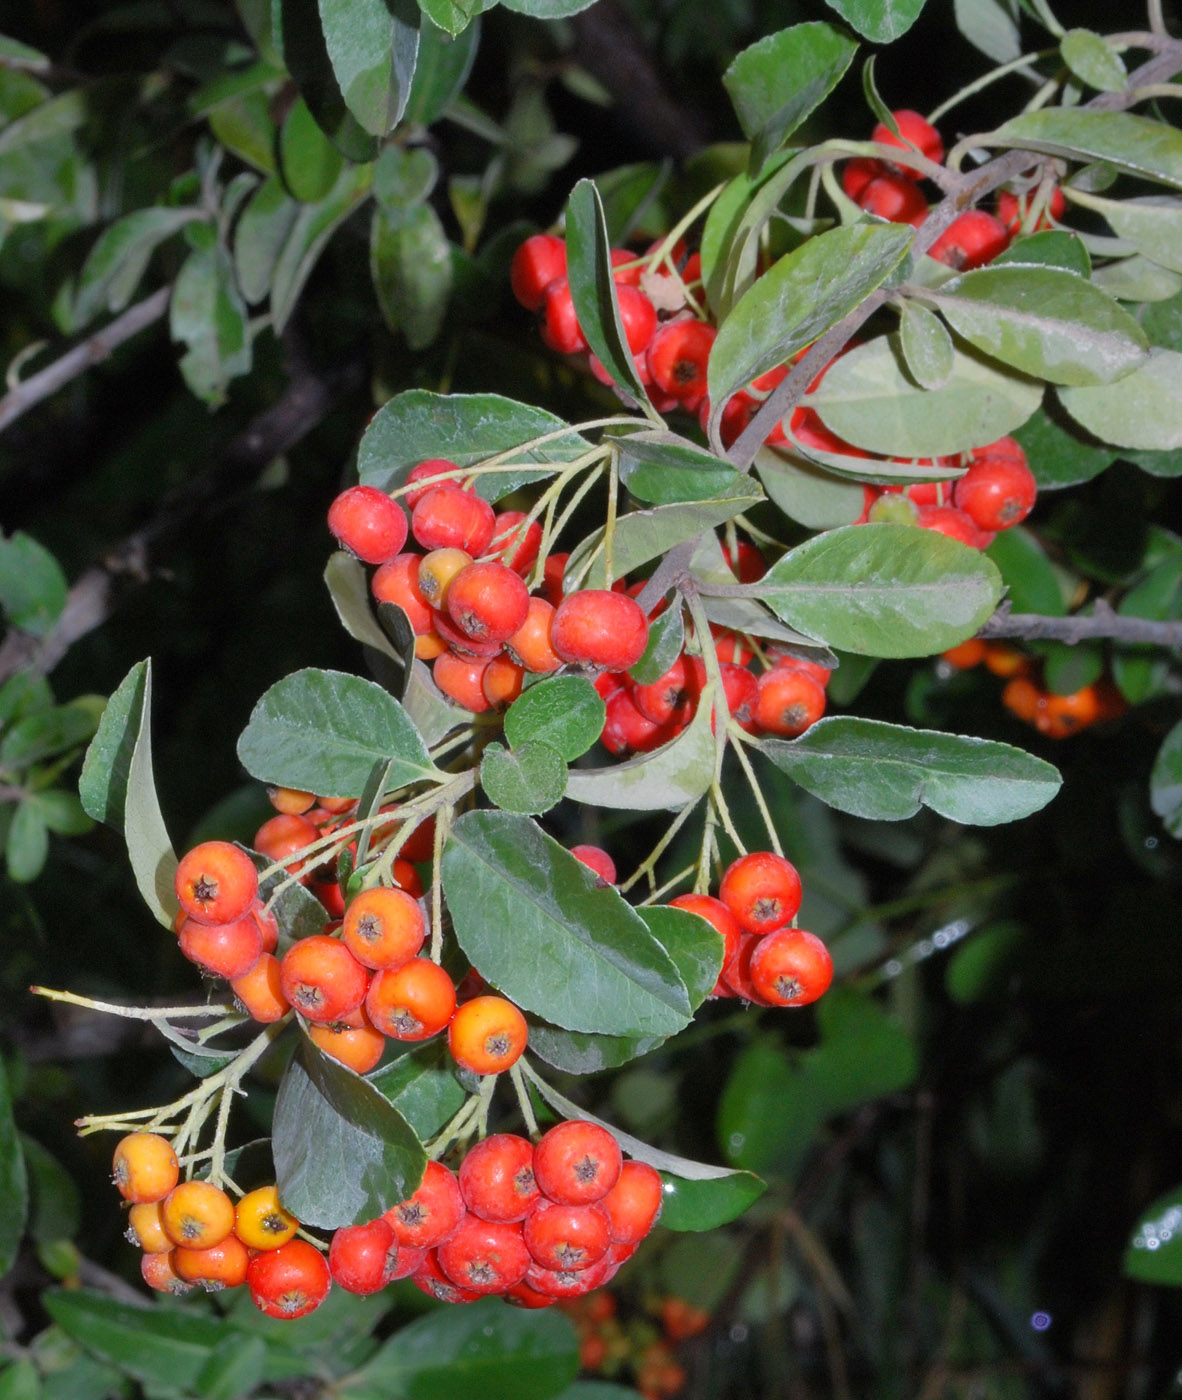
top-left (0, 287), bottom-right (171, 435)
top-left (976, 600), bottom-right (1182, 648)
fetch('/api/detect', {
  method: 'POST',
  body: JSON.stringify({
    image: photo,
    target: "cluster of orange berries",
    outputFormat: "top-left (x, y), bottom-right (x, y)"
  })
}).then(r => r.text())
top-left (173, 837), bottom-right (531, 1078)
top-left (329, 474), bottom-right (653, 716)
top-left (673, 850), bottom-right (832, 1008)
top-left (561, 1290), bottom-right (709, 1399)
top-left (114, 1119), bottom-right (663, 1315)
top-left (942, 639), bottom-right (1127, 739)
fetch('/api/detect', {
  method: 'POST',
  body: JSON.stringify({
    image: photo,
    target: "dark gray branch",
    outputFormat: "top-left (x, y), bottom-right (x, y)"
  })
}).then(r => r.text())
top-left (977, 600), bottom-right (1182, 648)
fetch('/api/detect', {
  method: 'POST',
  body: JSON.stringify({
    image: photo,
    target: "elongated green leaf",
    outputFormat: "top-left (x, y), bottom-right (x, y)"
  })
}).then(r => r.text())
top-left (566, 179), bottom-right (650, 405)
top-left (77, 660), bottom-right (177, 927)
top-left (754, 447), bottom-right (868, 529)
top-left (339, 1299), bottom-right (578, 1400)
top-left (367, 1040), bottom-right (468, 1140)
top-left (1150, 719), bottom-right (1182, 838)
top-left (1060, 28), bottom-right (1126, 92)
top-left (0, 1058), bottom-right (27, 1275)
top-left (5, 802), bottom-right (47, 882)
top-left (994, 230), bottom-right (1091, 277)
top-left (318, 0), bottom-right (419, 135)
top-left (992, 110), bottom-right (1182, 191)
top-left (898, 299), bottom-right (954, 389)
top-left (566, 686), bottom-right (715, 811)
top-left (370, 202), bottom-right (453, 349)
top-left (615, 431), bottom-right (748, 505)
top-left (1, 699), bottom-right (100, 767)
top-left (1124, 1187), bottom-right (1182, 1286)
top-left (272, 0), bottom-right (379, 163)
top-left (270, 162), bottom-right (373, 333)
top-left (630, 603), bottom-right (685, 685)
top-left (208, 89), bottom-right (277, 174)
top-left (756, 523), bottom-right (1002, 657)
top-left (1059, 349), bottom-right (1182, 450)
top-left (234, 175), bottom-right (299, 305)
top-left (273, 1037), bottom-right (426, 1229)
top-left (723, 23), bottom-right (857, 172)
top-left (500, 0), bottom-right (597, 14)
top-left (237, 667), bottom-right (437, 797)
top-left (658, 1171), bottom-right (767, 1232)
top-left (170, 243), bottom-right (252, 407)
top-left (708, 224), bottom-right (913, 441)
top-left (358, 391), bottom-right (588, 501)
top-left (822, 0), bottom-right (925, 42)
top-left (1075, 193), bottom-right (1182, 275)
top-left (985, 527), bottom-right (1064, 615)
top-left (805, 337), bottom-right (1043, 456)
top-left (954, 0), bottom-right (1020, 62)
top-left (442, 811), bottom-right (691, 1036)
top-left (0, 532), bottom-right (66, 639)
top-left (73, 208), bottom-right (202, 326)
top-left (503, 675), bottom-right (605, 761)
top-left (417, 0), bottom-right (487, 37)
top-left (279, 96), bottom-right (344, 202)
top-left (403, 16), bottom-right (480, 124)
top-left (762, 717), bottom-right (1061, 824)
top-left (921, 265), bottom-right (1146, 386)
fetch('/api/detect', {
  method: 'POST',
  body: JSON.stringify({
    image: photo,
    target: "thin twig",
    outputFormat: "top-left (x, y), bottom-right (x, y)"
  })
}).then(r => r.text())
top-left (977, 600), bottom-right (1182, 647)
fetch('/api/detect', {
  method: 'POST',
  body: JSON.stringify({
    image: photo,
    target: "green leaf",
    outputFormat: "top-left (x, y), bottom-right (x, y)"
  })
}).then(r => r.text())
top-left (272, 0), bottom-right (379, 163)
top-left (373, 145), bottom-right (438, 209)
top-left (367, 1039), bottom-right (468, 1140)
top-left (629, 604), bottom-right (685, 686)
top-left (615, 431), bottom-right (749, 505)
top-left (233, 174), bottom-right (299, 305)
top-left (26, 791), bottom-right (93, 838)
top-left (565, 179), bottom-right (651, 406)
top-left (565, 685), bottom-right (716, 810)
top-left (20, 1135), bottom-right (80, 1243)
top-left (1, 699), bottom-right (99, 767)
top-left (358, 391), bottom-right (589, 501)
top-left (499, 0), bottom-right (598, 18)
top-left (526, 1020), bottom-right (668, 1075)
top-left (273, 1036), bottom-right (426, 1229)
top-left (1012, 404), bottom-right (1114, 490)
top-left (945, 920), bottom-right (1024, 1003)
top-left (270, 162), bottom-right (373, 334)
top-left (42, 1291), bottom-right (224, 1396)
top-left (0, 532), bottom-right (67, 637)
top-left (1075, 193), bottom-right (1182, 275)
top-left (820, 0), bottom-right (925, 43)
top-left (208, 90), bottom-right (277, 175)
top-left (370, 201), bottom-right (453, 349)
top-left (0, 673), bottom-right (52, 728)
top-left (1060, 29), bottom-right (1127, 93)
top-left (1059, 349), bottom-right (1182, 450)
top-left (1113, 554), bottom-right (1182, 704)
top-left (170, 243), bottom-right (252, 407)
top-left (0, 1058), bottom-right (28, 1275)
top-left (196, 1337), bottom-right (266, 1400)
top-left (441, 811), bottom-right (692, 1037)
top-left (985, 527), bottom-right (1064, 615)
top-left (417, 0), bottom-right (488, 38)
top-left (77, 660), bottom-right (178, 927)
top-left (920, 265), bottom-right (1146, 387)
top-left (73, 208), bottom-right (203, 326)
top-left (480, 740), bottom-right (567, 814)
top-left (1092, 254), bottom-right (1182, 304)
top-left (761, 717), bottom-right (1062, 824)
top-left (1124, 1187), bottom-right (1182, 1286)
top-left (708, 224), bottom-right (913, 441)
top-left (570, 487), bottom-right (764, 591)
top-left (657, 1171), bottom-right (767, 1232)
top-left (318, 0), bottom-right (419, 134)
top-left (753, 447), bottom-right (869, 530)
top-left (323, 551), bottom-right (410, 678)
top-left (640, 905), bottom-right (724, 1012)
top-left (953, 0), bottom-right (1020, 62)
top-left (992, 110), bottom-right (1182, 192)
top-left (278, 96), bottom-right (344, 202)
top-left (757, 523), bottom-right (1003, 657)
top-left (1150, 719), bottom-right (1182, 839)
top-left (503, 675), bottom-right (605, 761)
top-left (5, 801), bottom-right (47, 882)
top-left (898, 299), bottom-right (954, 390)
top-left (403, 16), bottom-right (480, 125)
top-left (722, 23), bottom-right (857, 173)
top-left (338, 1298), bottom-right (578, 1400)
top-left (237, 667), bottom-right (437, 798)
top-left (807, 337), bottom-right (1042, 457)
top-left (993, 230), bottom-right (1091, 277)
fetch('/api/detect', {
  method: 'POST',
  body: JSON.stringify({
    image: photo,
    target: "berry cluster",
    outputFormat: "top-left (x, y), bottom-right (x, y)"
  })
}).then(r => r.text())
top-left (942, 640), bottom-right (1127, 738)
top-left (669, 850), bottom-right (833, 1008)
top-left (560, 1289), bottom-right (707, 1399)
top-left (329, 478), bottom-right (651, 714)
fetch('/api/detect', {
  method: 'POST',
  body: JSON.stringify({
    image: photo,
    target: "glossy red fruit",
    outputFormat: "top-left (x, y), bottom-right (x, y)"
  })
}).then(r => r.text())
top-left (404, 458), bottom-right (465, 509)
top-left (630, 654), bottom-right (705, 726)
top-left (614, 285), bottom-right (658, 354)
top-left (600, 687), bottom-right (671, 756)
top-left (539, 277), bottom-right (587, 355)
top-left (445, 561), bottom-right (530, 645)
top-left (328, 1218), bottom-right (399, 1294)
top-left (372, 553), bottom-right (435, 634)
top-left (719, 662), bottom-right (758, 732)
top-left (178, 914), bottom-right (263, 981)
top-left (524, 1253), bottom-right (614, 1298)
top-left (669, 894), bottom-right (742, 994)
top-left (437, 1214), bottom-right (531, 1295)
top-left (411, 485), bottom-right (496, 556)
top-left (754, 665), bottom-right (826, 738)
top-left (510, 234), bottom-right (567, 311)
top-left (646, 320), bottom-right (716, 401)
top-left (253, 813), bottom-right (320, 876)
top-left (856, 173), bottom-right (928, 225)
top-left (523, 1200), bottom-right (611, 1271)
top-left (872, 108), bottom-right (944, 167)
top-left (551, 590), bottom-right (649, 671)
top-left (366, 957), bottom-right (457, 1041)
top-left (411, 1249), bottom-right (480, 1304)
top-left (928, 210), bottom-right (1010, 270)
top-left (506, 597), bottom-right (560, 674)
top-left (247, 1240), bottom-right (331, 1319)
top-left (600, 1160), bottom-right (663, 1245)
top-left (328, 485), bottom-right (408, 565)
top-left (432, 651), bottom-right (494, 714)
top-left (748, 927), bottom-right (833, 1007)
top-left (570, 845), bottom-right (616, 884)
top-left (459, 1134), bottom-right (541, 1223)
top-left (953, 453), bottom-right (1037, 531)
top-left (997, 184), bottom-right (1066, 233)
top-left (719, 851), bottom-right (803, 936)
top-left (533, 1120), bottom-right (622, 1205)
top-left (278, 936), bottom-right (369, 1024)
top-left (384, 1160), bottom-right (465, 1249)
top-left (916, 503), bottom-right (987, 548)
top-left (842, 156), bottom-right (887, 202)
top-left (175, 841), bottom-right (258, 925)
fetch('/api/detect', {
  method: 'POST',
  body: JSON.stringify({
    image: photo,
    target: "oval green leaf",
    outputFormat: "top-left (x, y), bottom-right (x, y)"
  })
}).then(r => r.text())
top-left (992, 110), bottom-right (1182, 191)
top-left (503, 675), bottom-right (605, 761)
top-left (1059, 349), bottom-right (1182, 450)
top-left (480, 740), bottom-right (567, 814)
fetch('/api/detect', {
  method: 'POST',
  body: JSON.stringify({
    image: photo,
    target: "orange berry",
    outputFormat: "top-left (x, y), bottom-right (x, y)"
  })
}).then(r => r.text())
top-left (366, 957), bottom-right (456, 1041)
top-left (279, 935), bottom-right (369, 1024)
top-left (174, 841), bottom-right (258, 925)
top-left (231, 952), bottom-right (289, 1023)
top-left (448, 995), bottom-right (529, 1075)
top-left (174, 1233), bottom-right (250, 1290)
top-left (126, 1201), bottom-right (172, 1253)
top-left (112, 1133), bottom-right (179, 1204)
top-left (161, 1181), bottom-right (236, 1249)
top-left (234, 1185), bottom-right (299, 1251)
top-left (267, 786), bottom-right (316, 816)
top-left (141, 1249), bottom-right (192, 1295)
top-left (308, 1019), bottom-right (386, 1073)
top-left (341, 886), bottom-right (426, 970)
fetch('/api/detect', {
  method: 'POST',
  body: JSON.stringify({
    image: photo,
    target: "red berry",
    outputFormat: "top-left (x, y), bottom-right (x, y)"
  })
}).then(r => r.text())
top-left (551, 590), bottom-right (649, 671)
top-left (646, 320), bottom-right (716, 401)
top-left (523, 1199), bottom-right (612, 1271)
top-left (524, 1253), bottom-right (614, 1299)
top-left (178, 913), bottom-right (263, 981)
top-left (458, 1134), bottom-right (541, 1223)
top-left (328, 1218), bottom-right (399, 1295)
top-left (366, 957), bottom-right (457, 1041)
top-left (953, 453), bottom-right (1037, 531)
top-left (490, 511), bottom-right (543, 575)
top-left (753, 665), bottom-right (826, 738)
top-left (404, 458), bottom-right (465, 509)
top-left (600, 687), bottom-right (671, 756)
top-left (747, 927), bottom-right (833, 1007)
top-left (278, 936), bottom-right (369, 1024)
top-left (842, 156), bottom-right (886, 201)
top-left (383, 1160), bottom-right (465, 1249)
top-left (372, 553), bottom-right (435, 634)
top-left (928, 210), bottom-right (1010, 270)
top-left (997, 184), bottom-right (1066, 233)
top-left (668, 894), bottom-right (742, 995)
top-left (719, 851), bottom-right (803, 936)
top-left (570, 845), bottom-right (616, 884)
top-left (511, 234), bottom-right (567, 311)
top-left (539, 277), bottom-right (587, 355)
top-left (412, 485), bottom-right (496, 556)
top-left (600, 1160), bottom-right (663, 1245)
top-left (856, 174), bottom-right (928, 225)
top-left (445, 561), bottom-right (530, 645)
top-left (615, 285), bottom-right (658, 354)
top-left (411, 1248), bottom-right (481, 1304)
top-left (328, 485), bottom-right (409, 565)
top-left (916, 503), bottom-right (987, 548)
top-left (437, 1214), bottom-right (531, 1295)
top-left (630, 654), bottom-right (705, 726)
top-left (533, 1120), bottom-right (622, 1206)
top-left (872, 109), bottom-right (944, 167)
top-left (719, 662), bottom-right (758, 732)
top-left (432, 651), bottom-right (494, 714)
top-left (175, 841), bottom-right (258, 925)
top-left (247, 1240), bottom-right (331, 1319)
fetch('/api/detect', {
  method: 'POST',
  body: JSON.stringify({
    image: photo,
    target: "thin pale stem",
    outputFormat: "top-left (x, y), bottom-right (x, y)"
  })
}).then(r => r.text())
top-left (31, 987), bottom-right (238, 1021)
top-left (636, 862), bottom-right (698, 907)
top-left (509, 1062), bottom-right (539, 1138)
top-left (728, 726), bottom-right (783, 858)
top-left (926, 49), bottom-right (1058, 124)
top-left (620, 798), bottom-right (701, 895)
